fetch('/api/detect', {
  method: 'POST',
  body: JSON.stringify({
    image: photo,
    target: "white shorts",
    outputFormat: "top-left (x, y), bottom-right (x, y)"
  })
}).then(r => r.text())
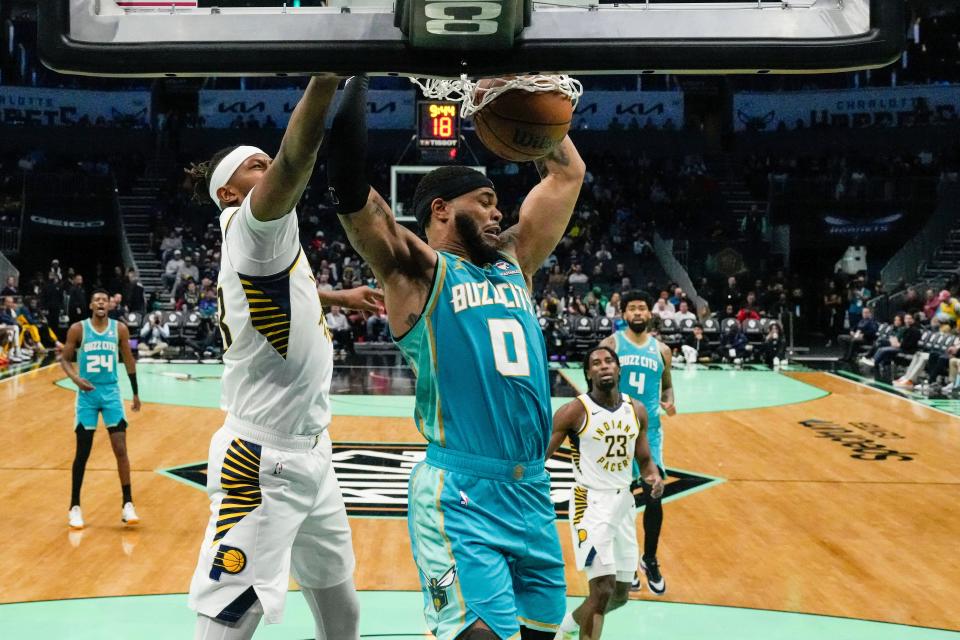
top-left (568, 484), bottom-right (637, 583)
top-left (188, 426), bottom-right (355, 625)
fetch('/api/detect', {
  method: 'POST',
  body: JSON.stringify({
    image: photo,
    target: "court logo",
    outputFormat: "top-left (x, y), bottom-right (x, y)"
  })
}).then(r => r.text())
top-left (428, 566), bottom-right (457, 612)
top-left (210, 545), bottom-right (246, 581)
top-left (798, 419), bottom-right (916, 461)
top-left (160, 443), bottom-right (723, 518)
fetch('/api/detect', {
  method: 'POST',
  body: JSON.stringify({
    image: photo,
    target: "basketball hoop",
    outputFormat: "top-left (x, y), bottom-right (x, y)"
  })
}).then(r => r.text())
top-left (410, 75), bottom-right (584, 118)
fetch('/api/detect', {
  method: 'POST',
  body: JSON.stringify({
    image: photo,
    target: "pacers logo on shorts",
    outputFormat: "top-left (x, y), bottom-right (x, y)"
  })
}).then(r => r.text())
top-left (427, 566), bottom-right (457, 612)
top-left (209, 545), bottom-right (246, 581)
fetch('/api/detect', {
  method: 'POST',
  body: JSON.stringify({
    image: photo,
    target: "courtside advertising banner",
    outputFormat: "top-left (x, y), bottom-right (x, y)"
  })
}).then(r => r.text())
top-left (734, 85), bottom-right (960, 131)
top-left (0, 87), bottom-right (150, 127)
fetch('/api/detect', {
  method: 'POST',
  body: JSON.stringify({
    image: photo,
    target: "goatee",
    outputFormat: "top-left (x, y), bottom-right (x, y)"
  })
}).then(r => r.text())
top-left (455, 212), bottom-right (502, 266)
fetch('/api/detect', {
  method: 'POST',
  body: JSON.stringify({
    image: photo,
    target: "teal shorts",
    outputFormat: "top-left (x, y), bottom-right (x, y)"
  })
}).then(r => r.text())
top-left (76, 385), bottom-right (125, 429)
top-left (407, 445), bottom-right (565, 640)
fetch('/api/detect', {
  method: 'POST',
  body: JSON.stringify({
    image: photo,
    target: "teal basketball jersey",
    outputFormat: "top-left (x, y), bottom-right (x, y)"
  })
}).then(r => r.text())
top-left (396, 251), bottom-right (551, 463)
top-left (79, 318), bottom-right (120, 386)
top-left (614, 330), bottom-right (663, 433)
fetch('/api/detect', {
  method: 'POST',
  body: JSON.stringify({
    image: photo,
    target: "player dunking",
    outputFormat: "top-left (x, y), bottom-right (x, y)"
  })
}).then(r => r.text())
top-left (60, 289), bottom-right (141, 530)
top-left (327, 76), bottom-right (586, 640)
top-left (184, 77), bottom-right (380, 640)
top-left (599, 290), bottom-right (675, 595)
top-left (547, 346), bottom-right (663, 640)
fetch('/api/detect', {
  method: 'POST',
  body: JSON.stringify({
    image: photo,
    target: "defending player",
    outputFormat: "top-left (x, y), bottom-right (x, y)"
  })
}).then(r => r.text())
top-left (184, 77), bottom-right (380, 640)
top-left (547, 346), bottom-right (664, 640)
top-left (60, 289), bottom-right (142, 530)
top-left (327, 76), bottom-right (586, 640)
top-left (599, 290), bottom-right (675, 595)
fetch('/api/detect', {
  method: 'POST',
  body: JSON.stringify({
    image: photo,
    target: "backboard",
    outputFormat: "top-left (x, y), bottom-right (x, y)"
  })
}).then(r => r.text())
top-left (39, 0), bottom-right (904, 78)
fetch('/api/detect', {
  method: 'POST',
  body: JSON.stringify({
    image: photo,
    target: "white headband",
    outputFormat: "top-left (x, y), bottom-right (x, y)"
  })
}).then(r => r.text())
top-left (208, 145), bottom-right (265, 209)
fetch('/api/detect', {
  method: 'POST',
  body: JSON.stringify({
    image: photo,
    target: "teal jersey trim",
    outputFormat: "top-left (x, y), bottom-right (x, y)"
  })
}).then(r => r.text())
top-left (614, 330), bottom-right (664, 431)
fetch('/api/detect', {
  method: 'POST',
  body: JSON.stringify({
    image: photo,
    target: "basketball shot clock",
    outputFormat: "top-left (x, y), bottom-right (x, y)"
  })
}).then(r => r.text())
top-left (418, 101), bottom-right (460, 150)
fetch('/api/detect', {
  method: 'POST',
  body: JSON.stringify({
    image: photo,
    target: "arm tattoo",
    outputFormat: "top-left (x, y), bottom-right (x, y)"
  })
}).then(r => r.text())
top-left (534, 145), bottom-right (572, 178)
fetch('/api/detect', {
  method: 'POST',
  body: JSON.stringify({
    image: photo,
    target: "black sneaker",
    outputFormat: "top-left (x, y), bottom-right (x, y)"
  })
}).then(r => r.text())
top-left (640, 557), bottom-right (666, 595)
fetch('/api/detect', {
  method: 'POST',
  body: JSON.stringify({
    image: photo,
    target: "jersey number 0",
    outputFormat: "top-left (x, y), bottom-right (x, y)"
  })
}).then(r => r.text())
top-left (489, 318), bottom-right (529, 377)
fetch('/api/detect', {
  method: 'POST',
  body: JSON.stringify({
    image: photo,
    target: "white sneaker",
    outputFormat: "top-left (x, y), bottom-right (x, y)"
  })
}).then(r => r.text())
top-left (773, 357), bottom-right (781, 369)
top-left (122, 502), bottom-right (140, 526)
top-left (858, 357), bottom-right (874, 367)
top-left (68, 505), bottom-right (84, 530)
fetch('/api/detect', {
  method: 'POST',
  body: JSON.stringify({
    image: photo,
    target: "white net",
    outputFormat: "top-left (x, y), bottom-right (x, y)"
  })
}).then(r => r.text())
top-left (409, 74), bottom-right (584, 118)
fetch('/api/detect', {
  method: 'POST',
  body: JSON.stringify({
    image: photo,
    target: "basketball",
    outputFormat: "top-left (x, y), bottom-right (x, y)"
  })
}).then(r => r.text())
top-left (472, 78), bottom-right (574, 162)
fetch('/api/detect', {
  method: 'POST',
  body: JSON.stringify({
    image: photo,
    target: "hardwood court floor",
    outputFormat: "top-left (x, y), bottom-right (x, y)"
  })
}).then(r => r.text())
top-left (1, 364), bottom-right (958, 634)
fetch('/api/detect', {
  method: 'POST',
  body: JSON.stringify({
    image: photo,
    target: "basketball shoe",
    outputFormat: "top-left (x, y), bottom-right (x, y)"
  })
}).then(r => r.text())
top-left (122, 502), bottom-right (140, 525)
top-left (640, 557), bottom-right (666, 595)
top-left (68, 505), bottom-right (84, 529)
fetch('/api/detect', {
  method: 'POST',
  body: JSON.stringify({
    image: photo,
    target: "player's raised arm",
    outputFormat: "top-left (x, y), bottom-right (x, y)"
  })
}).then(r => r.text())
top-left (546, 398), bottom-right (585, 460)
top-left (501, 137), bottom-right (586, 279)
top-left (60, 322), bottom-right (94, 392)
top-left (631, 399), bottom-right (664, 498)
top-left (328, 76), bottom-right (437, 332)
top-left (241, 76), bottom-right (340, 221)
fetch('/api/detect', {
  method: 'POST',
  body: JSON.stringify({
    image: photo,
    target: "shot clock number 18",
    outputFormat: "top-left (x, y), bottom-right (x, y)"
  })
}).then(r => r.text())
top-left (418, 101), bottom-right (460, 149)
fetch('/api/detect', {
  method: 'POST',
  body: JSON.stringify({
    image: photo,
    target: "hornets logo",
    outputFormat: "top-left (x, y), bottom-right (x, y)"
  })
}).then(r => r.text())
top-left (209, 545), bottom-right (246, 581)
top-left (427, 566), bottom-right (457, 612)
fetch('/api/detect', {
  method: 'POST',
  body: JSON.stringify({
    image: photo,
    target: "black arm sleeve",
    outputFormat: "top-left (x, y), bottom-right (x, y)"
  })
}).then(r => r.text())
top-left (327, 75), bottom-right (371, 215)
top-left (127, 372), bottom-right (138, 395)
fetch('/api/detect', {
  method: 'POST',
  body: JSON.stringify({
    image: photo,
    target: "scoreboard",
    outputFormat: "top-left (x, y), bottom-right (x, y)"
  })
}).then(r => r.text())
top-left (417, 101), bottom-right (460, 149)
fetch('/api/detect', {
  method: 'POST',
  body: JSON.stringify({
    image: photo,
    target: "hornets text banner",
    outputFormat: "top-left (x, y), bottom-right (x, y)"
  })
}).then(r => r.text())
top-left (734, 85), bottom-right (960, 132)
top-left (0, 87), bottom-right (150, 127)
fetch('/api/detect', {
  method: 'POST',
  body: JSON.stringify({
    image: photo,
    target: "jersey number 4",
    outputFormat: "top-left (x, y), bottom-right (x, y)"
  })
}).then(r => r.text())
top-left (628, 371), bottom-right (646, 395)
top-left (489, 318), bottom-right (529, 377)
top-left (86, 354), bottom-right (114, 373)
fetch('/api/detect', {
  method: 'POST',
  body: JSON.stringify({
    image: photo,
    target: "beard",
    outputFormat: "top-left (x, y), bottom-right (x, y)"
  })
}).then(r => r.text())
top-left (627, 317), bottom-right (648, 333)
top-left (455, 211), bottom-right (502, 266)
top-left (593, 376), bottom-right (617, 393)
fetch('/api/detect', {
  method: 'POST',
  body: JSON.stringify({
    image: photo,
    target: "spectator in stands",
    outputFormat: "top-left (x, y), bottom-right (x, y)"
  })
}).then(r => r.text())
top-left (867, 312), bottom-right (921, 381)
top-left (18, 296), bottom-right (61, 351)
top-left (326, 305), bottom-right (353, 356)
top-left (720, 322), bottom-right (748, 363)
top-left (681, 324), bottom-right (712, 364)
top-left (106, 266), bottom-right (125, 296)
top-left (923, 329), bottom-right (959, 392)
top-left (48, 259), bottom-right (62, 282)
top-left (316, 272), bottom-right (334, 295)
top-left (1, 276), bottom-right (17, 296)
top-left (178, 280), bottom-right (200, 311)
top-left (823, 280), bottom-right (845, 346)
top-left (1, 297), bottom-right (27, 362)
top-left (605, 292), bottom-right (621, 320)
top-left (568, 263), bottom-right (590, 295)
top-left (177, 255), bottom-right (200, 287)
top-left (933, 290), bottom-right (960, 328)
top-left (365, 304), bottom-right (389, 343)
top-left (736, 292), bottom-right (761, 323)
top-left (139, 311), bottom-right (171, 357)
top-left (668, 287), bottom-right (685, 308)
top-left (108, 293), bottom-right (127, 320)
top-left (838, 307), bottom-right (878, 363)
top-left (652, 297), bottom-right (675, 322)
top-left (722, 276), bottom-right (742, 308)
top-left (163, 249), bottom-right (184, 290)
top-left (865, 313), bottom-right (904, 358)
top-left (718, 303), bottom-right (737, 321)
top-left (198, 287), bottom-right (217, 318)
top-left (922, 288), bottom-right (939, 322)
top-left (675, 300), bottom-right (696, 324)
top-left (757, 321), bottom-right (786, 367)
top-left (159, 229), bottom-right (183, 262)
top-left (941, 354), bottom-right (960, 397)
top-left (899, 287), bottom-right (923, 315)
top-left (124, 269), bottom-right (146, 313)
top-left (66, 274), bottom-right (87, 324)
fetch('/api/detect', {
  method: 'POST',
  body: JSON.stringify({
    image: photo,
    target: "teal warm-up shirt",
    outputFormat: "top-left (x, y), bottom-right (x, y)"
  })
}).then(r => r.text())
top-left (396, 251), bottom-right (551, 463)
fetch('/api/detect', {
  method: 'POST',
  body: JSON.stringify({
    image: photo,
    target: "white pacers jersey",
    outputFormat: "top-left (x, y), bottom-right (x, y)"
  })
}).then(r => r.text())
top-left (217, 190), bottom-right (333, 438)
top-left (571, 393), bottom-right (641, 491)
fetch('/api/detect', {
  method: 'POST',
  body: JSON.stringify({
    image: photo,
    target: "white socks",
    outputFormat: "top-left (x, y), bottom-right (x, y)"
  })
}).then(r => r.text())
top-left (560, 612), bottom-right (579, 633)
